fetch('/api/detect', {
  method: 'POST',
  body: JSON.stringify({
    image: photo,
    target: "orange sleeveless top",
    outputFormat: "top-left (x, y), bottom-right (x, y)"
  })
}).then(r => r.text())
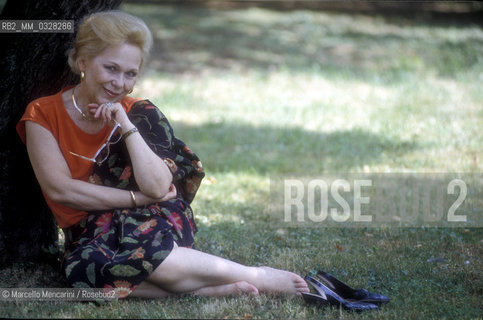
top-left (16, 86), bottom-right (140, 228)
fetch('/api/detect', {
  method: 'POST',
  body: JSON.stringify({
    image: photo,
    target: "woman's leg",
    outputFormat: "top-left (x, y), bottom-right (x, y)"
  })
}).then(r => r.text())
top-left (193, 281), bottom-right (259, 297)
top-left (145, 246), bottom-right (309, 295)
top-left (130, 280), bottom-right (172, 298)
top-left (131, 279), bottom-right (259, 298)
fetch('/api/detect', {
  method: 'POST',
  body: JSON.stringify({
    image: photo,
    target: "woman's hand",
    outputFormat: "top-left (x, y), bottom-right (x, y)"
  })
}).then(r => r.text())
top-left (136, 184), bottom-right (177, 206)
top-left (160, 184), bottom-right (177, 201)
top-left (88, 102), bottom-right (131, 128)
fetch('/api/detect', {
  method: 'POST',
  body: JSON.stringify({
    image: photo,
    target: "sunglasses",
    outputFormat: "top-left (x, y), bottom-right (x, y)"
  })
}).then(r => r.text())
top-left (69, 123), bottom-right (122, 165)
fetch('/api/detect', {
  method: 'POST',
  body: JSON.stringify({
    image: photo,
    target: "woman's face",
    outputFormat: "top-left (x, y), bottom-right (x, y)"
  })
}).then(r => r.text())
top-left (78, 43), bottom-right (142, 104)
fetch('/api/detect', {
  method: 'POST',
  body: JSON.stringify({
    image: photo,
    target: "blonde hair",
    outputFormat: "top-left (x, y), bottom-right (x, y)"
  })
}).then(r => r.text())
top-left (68, 10), bottom-right (153, 74)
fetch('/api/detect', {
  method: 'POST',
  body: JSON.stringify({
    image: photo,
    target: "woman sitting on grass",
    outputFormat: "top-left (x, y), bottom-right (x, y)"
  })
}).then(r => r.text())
top-left (17, 10), bottom-right (309, 298)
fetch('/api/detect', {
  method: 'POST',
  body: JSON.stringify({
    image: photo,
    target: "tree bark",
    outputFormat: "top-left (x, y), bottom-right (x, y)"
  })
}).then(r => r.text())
top-left (0, 0), bottom-right (123, 267)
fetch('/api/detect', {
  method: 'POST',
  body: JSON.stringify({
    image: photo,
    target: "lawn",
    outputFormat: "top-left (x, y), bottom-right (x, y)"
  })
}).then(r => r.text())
top-left (1, 2), bottom-right (482, 319)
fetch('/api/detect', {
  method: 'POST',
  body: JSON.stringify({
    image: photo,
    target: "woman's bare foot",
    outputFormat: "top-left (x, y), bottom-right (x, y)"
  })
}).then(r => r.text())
top-left (253, 267), bottom-right (309, 295)
top-left (194, 281), bottom-right (259, 297)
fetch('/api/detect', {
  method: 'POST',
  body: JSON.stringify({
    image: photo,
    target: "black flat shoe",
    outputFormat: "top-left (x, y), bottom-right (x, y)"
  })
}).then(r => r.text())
top-left (301, 292), bottom-right (330, 307)
top-left (304, 275), bottom-right (379, 312)
top-left (316, 270), bottom-right (390, 305)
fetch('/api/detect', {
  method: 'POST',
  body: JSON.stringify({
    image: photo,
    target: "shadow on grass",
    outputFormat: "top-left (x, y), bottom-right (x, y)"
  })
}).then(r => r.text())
top-left (123, 3), bottom-right (482, 80)
top-left (193, 221), bottom-right (482, 318)
top-left (171, 120), bottom-right (418, 174)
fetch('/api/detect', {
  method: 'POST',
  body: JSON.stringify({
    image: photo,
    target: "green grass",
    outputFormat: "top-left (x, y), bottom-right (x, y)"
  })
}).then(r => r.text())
top-left (1, 3), bottom-right (482, 319)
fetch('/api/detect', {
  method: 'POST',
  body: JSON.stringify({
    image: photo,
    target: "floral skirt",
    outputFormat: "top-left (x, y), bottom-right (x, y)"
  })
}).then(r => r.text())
top-left (63, 199), bottom-right (196, 298)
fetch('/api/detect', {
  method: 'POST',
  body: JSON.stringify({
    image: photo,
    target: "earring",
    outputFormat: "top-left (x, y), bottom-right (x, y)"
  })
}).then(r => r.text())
top-left (128, 88), bottom-right (134, 94)
top-left (80, 71), bottom-right (85, 81)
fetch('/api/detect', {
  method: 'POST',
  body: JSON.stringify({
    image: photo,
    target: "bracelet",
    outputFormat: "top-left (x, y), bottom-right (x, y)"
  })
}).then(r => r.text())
top-left (122, 127), bottom-right (139, 141)
top-left (129, 190), bottom-right (137, 208)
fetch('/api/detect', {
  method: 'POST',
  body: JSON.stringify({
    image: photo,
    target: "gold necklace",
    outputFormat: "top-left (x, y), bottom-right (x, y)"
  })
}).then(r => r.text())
top-left (71, 86), bottom-right (92, 120)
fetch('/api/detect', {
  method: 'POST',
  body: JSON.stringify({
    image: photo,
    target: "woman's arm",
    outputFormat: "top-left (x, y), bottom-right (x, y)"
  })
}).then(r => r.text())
top-left (25, 121), bottom-right (174, 211)
top-left (119, 121), bottom-right (173, 199)
top-left (92, 103), bottom-right (174, 199)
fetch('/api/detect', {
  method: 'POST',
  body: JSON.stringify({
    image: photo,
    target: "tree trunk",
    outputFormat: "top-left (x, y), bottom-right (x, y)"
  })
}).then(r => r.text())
top-left (0, 0), bottom-right (123, 267)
